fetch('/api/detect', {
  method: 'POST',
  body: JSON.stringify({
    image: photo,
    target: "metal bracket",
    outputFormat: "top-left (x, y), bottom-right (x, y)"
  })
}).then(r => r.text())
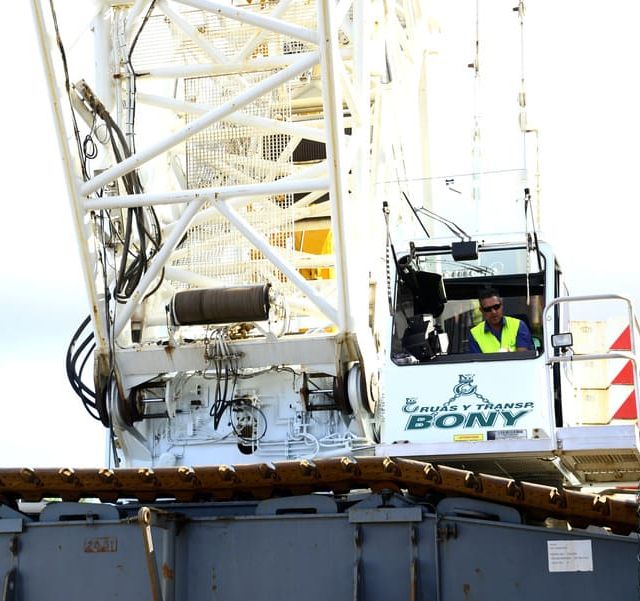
top-left (2, 568), bottom-right (16, 601)
top-left (138, 507), bottom-right (185, 601)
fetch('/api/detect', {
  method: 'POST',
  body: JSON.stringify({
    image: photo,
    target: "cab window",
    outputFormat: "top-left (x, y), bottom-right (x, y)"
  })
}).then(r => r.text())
top-left (391, 244), bottom-right (545, 364)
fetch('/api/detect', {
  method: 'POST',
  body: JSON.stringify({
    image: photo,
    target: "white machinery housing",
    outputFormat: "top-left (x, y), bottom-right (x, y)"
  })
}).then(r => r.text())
top-left (33, 0), bottom-right (640, 487)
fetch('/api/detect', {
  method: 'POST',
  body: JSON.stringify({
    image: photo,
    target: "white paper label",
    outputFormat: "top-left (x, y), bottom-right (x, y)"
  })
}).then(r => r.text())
top-left (547, 540), bottom-right (593, 572)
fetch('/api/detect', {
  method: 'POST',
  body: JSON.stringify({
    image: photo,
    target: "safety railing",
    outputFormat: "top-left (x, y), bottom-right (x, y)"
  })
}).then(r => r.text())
top-left (543, 294), bottom-right (640, 428)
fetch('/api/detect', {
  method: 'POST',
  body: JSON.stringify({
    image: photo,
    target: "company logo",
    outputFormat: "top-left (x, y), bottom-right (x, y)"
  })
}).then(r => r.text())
top-left (404, 374), bottom-right (533, 431)
top-left (448, 374), bottom-right (490, 407)
top-left (402, 397), bottom-right (419, 413)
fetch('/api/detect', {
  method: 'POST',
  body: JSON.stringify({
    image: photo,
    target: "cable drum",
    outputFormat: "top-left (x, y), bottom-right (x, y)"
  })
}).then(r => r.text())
top-left (170, 284), bottom-right (271, 326)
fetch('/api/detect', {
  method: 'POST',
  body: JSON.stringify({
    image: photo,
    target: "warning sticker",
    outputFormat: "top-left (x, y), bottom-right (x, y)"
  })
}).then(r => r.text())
top-left (453, 433), bottom-right (484, 442)
top-left (547, 540), bottom-right (593, 572)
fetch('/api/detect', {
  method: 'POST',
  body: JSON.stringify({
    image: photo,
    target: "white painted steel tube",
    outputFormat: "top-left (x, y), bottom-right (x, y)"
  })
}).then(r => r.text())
top-left (161, 166), bottom-right (329, 236)
top-left (114, 198), bottom-right (207, 337)
top-left (137, 92), bottom-right (326, 142)
top-left (555, 293), bottom-right (639, 359)
top-left (31, 0), bottom-right (111, 353)
top-left (84, 177), bottom-right (329, 210)
top-left (338, 62), bottom-right (360, 126)
top-left (163, 266), bottom-right (226, 288)
top-left (336, 0), bottom-right (353, 28)
top-left (351, 0), bottom-right (373, 338)
top-left (235, 0), bottom-right (296, 61)
top-left (215, 201), bottom-right (339, 325)
top-left (165, 195), bottom-right (328, 239)
top-left (124, 0), bottom-right (149, 39)
top-left (548, 352), bottom-right (639, 426)
top-left (547, 352), bottom-right (639, 364)
top-left (316, 0), bottom-right (351, 333)
top-left (544, 293), bottom-right (637, 357)
top-left (174, 0), bottom-right (318, 44)
top-left (543, 293), bottom-right (640, 424)
top-left (293, 189), bottom-right (327, 210)
top-left (93, 6), bottom-right (114, 113)
top-left (80, 52), bottom-right (319, 197)
top-left (157, 0), bottom-right (227, 64)
top-left (142, 54), bottom-right (309, 78)
top-left (140, 47), bottom-right (354, 79)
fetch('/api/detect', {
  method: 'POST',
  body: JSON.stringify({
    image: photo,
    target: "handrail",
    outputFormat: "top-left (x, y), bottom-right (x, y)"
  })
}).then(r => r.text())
top-left (543, 293), bottom-right (637, 354)
top-left (542, 294), bottom-right (639, 427)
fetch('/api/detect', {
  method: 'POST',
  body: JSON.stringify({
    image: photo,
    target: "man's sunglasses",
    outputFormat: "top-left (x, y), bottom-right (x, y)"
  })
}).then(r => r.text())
top-left (481, 303), bottom-right (502, 313)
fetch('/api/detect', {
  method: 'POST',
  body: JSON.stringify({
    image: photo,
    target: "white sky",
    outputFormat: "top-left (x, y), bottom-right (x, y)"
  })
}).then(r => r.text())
top-left (0, 1), bottom-right (638, 467)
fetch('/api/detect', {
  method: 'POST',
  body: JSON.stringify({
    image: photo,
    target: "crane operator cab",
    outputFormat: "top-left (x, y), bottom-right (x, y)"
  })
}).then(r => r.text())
top-left (379, 238), bottom-right (560, 470)
top-left (375, 237), bottom-right (640, 486)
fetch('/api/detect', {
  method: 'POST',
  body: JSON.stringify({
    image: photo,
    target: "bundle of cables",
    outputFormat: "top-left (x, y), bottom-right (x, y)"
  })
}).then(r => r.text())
top-left (65, 316), bottom-right (100, 421)
top-left (52, 0), bottom-right (163, 417)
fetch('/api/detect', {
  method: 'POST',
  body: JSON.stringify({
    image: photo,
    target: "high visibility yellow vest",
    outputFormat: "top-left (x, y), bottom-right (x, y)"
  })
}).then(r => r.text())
top-left (470, 316), bottom-right (521, 353)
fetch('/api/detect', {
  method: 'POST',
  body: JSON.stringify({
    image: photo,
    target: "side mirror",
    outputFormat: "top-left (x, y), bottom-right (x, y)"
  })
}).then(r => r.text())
top-left (551, 332), bottom-right (573, 353)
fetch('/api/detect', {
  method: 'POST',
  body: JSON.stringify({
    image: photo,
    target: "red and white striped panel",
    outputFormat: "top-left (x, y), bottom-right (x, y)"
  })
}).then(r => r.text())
top-left (610, 326), bottom-right (637, 420)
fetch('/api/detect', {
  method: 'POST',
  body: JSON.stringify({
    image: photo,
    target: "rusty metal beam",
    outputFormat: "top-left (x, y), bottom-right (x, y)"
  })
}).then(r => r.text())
top-left (0, 459), bottom-right (635, 534)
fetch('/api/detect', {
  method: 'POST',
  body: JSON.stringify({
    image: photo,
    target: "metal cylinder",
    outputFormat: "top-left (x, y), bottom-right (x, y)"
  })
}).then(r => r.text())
top-left (170, 284), bottom-right (271, 326)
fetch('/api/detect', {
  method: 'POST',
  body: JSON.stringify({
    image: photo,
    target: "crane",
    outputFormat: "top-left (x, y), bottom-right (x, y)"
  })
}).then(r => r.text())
top-left (0, 1), bottom-right (635, 598)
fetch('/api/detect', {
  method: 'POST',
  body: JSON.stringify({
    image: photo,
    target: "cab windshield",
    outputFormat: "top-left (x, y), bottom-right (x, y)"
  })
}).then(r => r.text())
top-left (391, 243), bottom-right (545, 364)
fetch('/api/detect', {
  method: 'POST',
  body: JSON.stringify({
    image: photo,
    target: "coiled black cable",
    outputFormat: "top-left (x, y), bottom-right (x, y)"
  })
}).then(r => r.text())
top-left (65, 316), bottom-right (100, 421)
